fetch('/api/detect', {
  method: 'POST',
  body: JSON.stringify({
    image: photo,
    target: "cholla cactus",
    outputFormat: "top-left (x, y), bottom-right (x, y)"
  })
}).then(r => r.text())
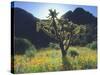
top-left (36, 9), bottom-right (85, 58)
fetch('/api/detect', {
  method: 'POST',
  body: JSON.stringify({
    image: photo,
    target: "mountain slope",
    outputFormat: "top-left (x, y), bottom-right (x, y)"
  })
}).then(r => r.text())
top-left (11, 7), bottom-right (51, 50)
top-left (62, 8), bottom-right (97, 25)
top-left (61, 8), bottom-right (97, 44)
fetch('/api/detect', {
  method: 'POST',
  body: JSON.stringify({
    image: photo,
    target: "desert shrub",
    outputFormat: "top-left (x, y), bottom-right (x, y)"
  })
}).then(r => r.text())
top-left (62, 56), bottom-right (73, 70)
top-left (68, 50), bottom-right (79, 58)
top-left (87, 41), bottom-right (97, 50)
top-left (82, 61), bottom-right (97, 69)
top-left (25, 46), bottom-right (36, 58)
top-left (15, 37), bottom-right (36, 54)
top-left (49, 43), bottom-right (59, 49)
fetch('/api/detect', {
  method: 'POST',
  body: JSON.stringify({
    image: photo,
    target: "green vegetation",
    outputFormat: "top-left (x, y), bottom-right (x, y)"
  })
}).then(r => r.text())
top-left (15, 38), bottom-right (36, 54)
top-left (25, 42), bottom-right (37, 58)
top-left (49, 43), bottom-right (60, 49)
top-left (68, 49), bottom-right (79, 58)
top-left (14, 46), bottom-right (97, 73)
top-left (87, 41), bottom-right (97, 50)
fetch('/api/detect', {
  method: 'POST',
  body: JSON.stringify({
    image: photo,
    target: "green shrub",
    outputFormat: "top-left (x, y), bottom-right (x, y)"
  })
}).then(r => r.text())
top-left (62, 56), bottom-right (73, 70)
top-left (25, 46), bottom-right (36, 58)
top-left (87, 41), bottom-right (97, 50)
top-left (68, 50), bottom-right (79, 58)
top-left (49, 43), bottom-right (59, 49)
top-left (15, 37), bottom-right (36, 54)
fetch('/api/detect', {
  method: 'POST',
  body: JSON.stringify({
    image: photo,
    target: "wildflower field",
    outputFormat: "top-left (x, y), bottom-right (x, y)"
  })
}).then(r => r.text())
top-left (13, 46), bottom-right (97, 73)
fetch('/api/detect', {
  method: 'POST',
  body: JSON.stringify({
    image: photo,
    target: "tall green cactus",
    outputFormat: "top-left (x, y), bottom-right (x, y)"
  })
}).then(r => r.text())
top-left (36, 9), bottom-right (86, 58)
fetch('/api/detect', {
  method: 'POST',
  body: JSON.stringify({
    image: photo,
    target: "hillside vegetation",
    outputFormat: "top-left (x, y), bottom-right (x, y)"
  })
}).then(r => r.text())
top-left (14, 46), bottom-right (97, 73)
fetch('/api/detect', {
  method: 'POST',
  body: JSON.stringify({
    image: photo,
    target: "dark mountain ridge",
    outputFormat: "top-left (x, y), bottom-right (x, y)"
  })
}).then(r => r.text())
top-left (61, 8), bottom-right (97, 44)
top-left (11, 7), bottom-right (51, 49)
top-left (61, 7), bottom-right (97, 25)
top-left (12, 7), bottom-right (97, 51)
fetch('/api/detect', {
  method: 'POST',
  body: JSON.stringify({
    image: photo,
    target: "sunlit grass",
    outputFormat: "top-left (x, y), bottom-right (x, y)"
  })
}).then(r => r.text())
top-left (13, 46), bottom-right (97, 73)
